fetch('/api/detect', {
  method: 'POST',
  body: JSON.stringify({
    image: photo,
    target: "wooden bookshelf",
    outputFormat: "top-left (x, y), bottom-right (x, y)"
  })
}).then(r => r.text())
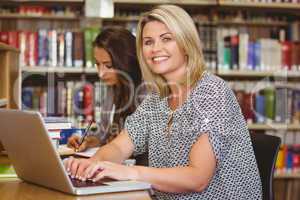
top-left (248, 123), bottom-right (300, 131)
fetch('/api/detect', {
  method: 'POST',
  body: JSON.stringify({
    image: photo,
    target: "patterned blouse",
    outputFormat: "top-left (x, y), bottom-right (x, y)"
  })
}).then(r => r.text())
top-left (125, 72), bottom-right (262, 200)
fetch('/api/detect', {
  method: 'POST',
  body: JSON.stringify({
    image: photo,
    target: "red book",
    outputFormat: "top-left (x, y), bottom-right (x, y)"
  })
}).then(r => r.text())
top-left (243, 92), bottom-right (255, 124)
top-left (28, 32), bottom-right (38, 66)
top-left (8, 31), bottom-right (19, 49)
top-left (0, 31), bottom-right (9, 44)
top-left (83, 83), bottom-right (94, 121)
top-left (281, 41), bottom-right (292, 70)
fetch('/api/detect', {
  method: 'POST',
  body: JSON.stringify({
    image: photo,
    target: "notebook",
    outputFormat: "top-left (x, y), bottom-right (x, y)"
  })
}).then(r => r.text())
top-left (0, 109), bottom-right (151, 195)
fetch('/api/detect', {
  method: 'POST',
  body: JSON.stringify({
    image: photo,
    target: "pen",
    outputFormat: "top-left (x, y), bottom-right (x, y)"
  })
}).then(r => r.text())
top-left (77, 121), bottom-right (93, 150)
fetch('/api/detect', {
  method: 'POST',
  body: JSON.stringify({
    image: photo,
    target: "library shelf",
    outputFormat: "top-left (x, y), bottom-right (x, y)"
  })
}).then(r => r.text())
top-left (247, 123), bottom-right (300, 131)
top-left (274, 172), bottom-right (300, 179)
top-left (113, 0), bottom-right (217, 5)
top-left (21, 66), bottom-right (84, 73)
top-left (0, 13), bottom-right (79, 20)
top-left (218, 70), bottom-right (300, 78)
top-left (103, 16), bottom-right (140, 22)
top-left (218, 1), bottom-right (300, 10)
top-left (0, 99), bottom-right (7, 108)
top-left (83, 68), bottom-right (98, 74)
top-left (104, 18), bottom-right (288, 27)
top-left (217, 20), bottom-right (288, 27)
top-left (21, 66), bottom-right (99, 74)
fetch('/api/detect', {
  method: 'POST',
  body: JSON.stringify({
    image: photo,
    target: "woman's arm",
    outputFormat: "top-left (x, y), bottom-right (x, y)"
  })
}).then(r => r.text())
top-left (134, 133), bottom-right (216, 193)
top-left (85, 133), bottom-right (216, 193)
top-left (90, 130), bottom-right (134, 163)
top-left (64, 129), bottom-right (134, 179)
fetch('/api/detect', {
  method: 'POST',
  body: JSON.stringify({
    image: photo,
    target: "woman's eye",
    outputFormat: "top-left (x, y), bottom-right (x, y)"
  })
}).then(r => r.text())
top-left (105, 64), bottom-right (113, 69)
top-left (144, 40), bottom-right (153, 46)
top-left (162, 37), bottom-right (171, 42)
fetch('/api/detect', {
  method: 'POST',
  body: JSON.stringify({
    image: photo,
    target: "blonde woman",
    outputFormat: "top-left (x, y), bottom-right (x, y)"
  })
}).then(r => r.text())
top-left (64, 5), bottom-right (262, 199)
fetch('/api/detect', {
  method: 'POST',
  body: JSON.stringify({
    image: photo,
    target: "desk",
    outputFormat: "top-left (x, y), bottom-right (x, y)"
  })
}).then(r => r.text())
top-left (0, 179), bottom-right (152, 200)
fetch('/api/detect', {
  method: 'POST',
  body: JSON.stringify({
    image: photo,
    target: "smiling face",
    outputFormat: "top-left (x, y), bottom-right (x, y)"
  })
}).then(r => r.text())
top-left (141, 20), bottom-right (187, 82)
top-left (94, 47), bottom-right (119, 86)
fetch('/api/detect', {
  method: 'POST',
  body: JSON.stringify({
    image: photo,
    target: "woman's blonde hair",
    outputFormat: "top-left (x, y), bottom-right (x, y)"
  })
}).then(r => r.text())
top-left (136, 4), bottom-right (206, 98)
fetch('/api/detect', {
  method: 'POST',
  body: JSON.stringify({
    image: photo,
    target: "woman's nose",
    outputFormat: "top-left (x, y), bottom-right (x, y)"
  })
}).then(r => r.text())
top-left (152, 40), bottom-right (162, 52)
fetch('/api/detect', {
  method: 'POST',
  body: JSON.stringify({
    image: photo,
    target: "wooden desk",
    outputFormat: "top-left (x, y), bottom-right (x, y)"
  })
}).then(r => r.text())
top-left (0, 179), bottom-right (152, 200)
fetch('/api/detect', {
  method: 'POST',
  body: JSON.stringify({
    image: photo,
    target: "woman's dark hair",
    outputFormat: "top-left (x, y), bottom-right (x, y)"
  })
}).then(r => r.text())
top-left (93, 27), bottom-right (142, 128)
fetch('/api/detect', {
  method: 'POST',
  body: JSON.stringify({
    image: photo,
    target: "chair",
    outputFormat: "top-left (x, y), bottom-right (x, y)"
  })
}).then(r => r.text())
top-left (250, 133), bottom-right (281, 200)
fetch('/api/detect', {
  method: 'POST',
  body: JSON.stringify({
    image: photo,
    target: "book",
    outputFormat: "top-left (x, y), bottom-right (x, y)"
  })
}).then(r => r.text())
top-left (0, 165), bottom-right (17, 178)
top-left (43, 117), bottom-right (72, 130)
top-left (264, 88), bottom-right (275, 122)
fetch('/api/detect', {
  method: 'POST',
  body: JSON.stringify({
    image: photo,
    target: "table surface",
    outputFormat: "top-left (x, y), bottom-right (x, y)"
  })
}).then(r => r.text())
top-left (0, 178), bottom-right (153, 200)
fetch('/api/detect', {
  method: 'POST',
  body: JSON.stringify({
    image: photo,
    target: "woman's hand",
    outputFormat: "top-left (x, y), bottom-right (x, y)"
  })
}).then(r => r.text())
top-left (82, 161), bottom-right (139, 182)
top-left (67, 135), bottom-right (100, 152)
top-left (63, 156), bottom-right (94, 179)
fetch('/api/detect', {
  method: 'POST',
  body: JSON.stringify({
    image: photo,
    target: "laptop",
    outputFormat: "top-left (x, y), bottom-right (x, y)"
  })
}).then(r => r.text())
top-left (0, 109), bottom-right (151, 195)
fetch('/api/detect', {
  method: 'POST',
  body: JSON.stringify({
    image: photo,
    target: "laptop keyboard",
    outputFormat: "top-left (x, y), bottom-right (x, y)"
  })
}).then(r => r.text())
top-left (69, 176), bottom-right (115, 188)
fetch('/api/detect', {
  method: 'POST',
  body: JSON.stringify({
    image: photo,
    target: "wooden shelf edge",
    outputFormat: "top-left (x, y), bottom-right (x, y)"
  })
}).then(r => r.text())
top-left (274, 172), bottom-right (300, 179)
top-left (219, 1), bottom-right (300, 10)
top-left (0, 43), bottom-right (19, 52)
top-left (0, 13), bottom-right (79, 20)
top-left (247, 123), bottom-right (300, 131)
top-left (21, 66), bottom-right (98, 74)
top-left (113, 0), bottom-right (217, 5)
top-left (218, 70), bottom-right (300, 78)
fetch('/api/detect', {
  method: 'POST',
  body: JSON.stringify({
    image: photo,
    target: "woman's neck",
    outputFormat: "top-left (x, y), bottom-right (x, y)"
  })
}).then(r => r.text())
top-left (168, 84), bottom-right (190, 111)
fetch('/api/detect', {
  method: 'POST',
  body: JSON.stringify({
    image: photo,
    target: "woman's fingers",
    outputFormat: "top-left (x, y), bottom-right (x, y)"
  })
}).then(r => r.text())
top-left (83, 161), bottom-right (105, 180)
top-left (67, 135), bottom-right (80, 149)
top-left (77, 141), bottom-right (88, 152)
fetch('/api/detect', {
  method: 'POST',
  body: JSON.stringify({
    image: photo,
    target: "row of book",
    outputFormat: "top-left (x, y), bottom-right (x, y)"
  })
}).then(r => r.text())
top-left (0, 5), bottom-right (80, 17)
top-left (276, 144), bottom-right (300, 174)
top-left (265, 131), bottom-right (300, 175)
top-left (43, 117), bottom-right (72, 149)
top-left (22, 81), bottom-right (107, 126)
top-left (217, 27), bottom-right (300, 71)
top-left (0, 28), bottom-right (99, 68)
top-left (228, 81), bottom-right (300, 124)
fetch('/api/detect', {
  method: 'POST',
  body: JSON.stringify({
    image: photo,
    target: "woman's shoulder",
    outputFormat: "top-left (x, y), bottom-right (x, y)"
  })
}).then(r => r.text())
top-left (193, 71), bottom-right (231, 97)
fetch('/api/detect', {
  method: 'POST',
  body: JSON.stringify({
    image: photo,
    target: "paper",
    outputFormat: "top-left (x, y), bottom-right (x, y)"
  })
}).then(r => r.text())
top-left (74, 147), bottom-right (99, 158)
top-left (57, 145), bottom-right (99, 158)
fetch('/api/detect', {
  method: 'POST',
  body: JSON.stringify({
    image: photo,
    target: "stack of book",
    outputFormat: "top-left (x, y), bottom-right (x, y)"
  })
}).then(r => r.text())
top-left (43, 117), bottom-right (72, 149)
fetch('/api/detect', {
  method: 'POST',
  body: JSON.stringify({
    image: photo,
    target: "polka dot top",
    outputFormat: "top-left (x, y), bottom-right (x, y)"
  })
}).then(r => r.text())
top-left (125, 72), bottom-right (262, 200)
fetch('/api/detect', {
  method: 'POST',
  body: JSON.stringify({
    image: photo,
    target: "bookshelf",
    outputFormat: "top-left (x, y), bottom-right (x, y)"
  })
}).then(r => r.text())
top-left (1, 1), bottom-right (300, 198)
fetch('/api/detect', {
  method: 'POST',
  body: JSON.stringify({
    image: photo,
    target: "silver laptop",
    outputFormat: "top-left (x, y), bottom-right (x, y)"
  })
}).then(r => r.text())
top-left (0, 109), bottom-right (151, 195)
